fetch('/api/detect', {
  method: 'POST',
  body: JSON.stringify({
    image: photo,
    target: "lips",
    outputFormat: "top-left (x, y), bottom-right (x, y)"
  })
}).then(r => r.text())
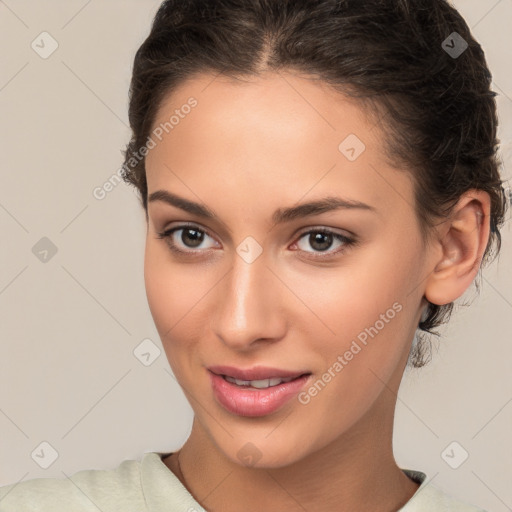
top-left (207, 365), bottom-right (313, 416)
top-left (207, 365), bottom-right (310, 381)
top-left (208, 370), bottom-right (312, 417)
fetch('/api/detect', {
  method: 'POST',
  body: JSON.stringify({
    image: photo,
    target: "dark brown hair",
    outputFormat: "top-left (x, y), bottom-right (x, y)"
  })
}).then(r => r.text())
top-left (121, 0), bottom-right (508, 368)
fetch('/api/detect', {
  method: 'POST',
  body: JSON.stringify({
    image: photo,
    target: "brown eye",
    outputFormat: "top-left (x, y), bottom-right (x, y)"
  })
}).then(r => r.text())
top-left (307, 232), bottom-right (334, 251)
top-left (294, 228), bottom-right (356, 259)
top-left (156, 224), bottom-right (218, 254)
top-left (180, 227), bottom-right (205, 248)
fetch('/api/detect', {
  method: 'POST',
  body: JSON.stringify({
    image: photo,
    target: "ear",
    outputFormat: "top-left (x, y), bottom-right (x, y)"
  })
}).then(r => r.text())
top-left (424, 189), bottom-right (491, 306)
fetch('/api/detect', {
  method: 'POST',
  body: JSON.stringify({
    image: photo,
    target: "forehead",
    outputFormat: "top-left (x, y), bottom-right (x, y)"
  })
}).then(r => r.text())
top-left (150, 70), bottom-right (381, 150)
top-left (145, 71), bottom-right (413, 216)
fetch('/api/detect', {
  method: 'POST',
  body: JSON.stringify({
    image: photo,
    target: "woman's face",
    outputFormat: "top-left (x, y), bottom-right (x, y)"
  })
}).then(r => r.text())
top-left (144, 71), bottom-right (433, 467)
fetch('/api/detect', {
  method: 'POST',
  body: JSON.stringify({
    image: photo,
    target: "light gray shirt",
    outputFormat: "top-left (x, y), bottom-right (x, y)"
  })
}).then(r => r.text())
top-left (0, 452), bottom-right (487, 511)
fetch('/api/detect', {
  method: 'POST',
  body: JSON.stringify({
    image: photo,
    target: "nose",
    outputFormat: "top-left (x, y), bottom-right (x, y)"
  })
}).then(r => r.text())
top-left (212, 250), bottom-right (287, 351)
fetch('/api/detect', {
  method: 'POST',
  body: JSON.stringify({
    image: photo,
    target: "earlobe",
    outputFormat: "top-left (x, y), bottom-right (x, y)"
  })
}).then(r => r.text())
top-left (423, 190), bottom-right (491, 306)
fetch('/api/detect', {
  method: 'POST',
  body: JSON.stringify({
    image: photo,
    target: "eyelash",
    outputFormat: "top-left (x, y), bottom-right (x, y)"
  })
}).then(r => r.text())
top-left (155, 223), bottom-right (357, 260)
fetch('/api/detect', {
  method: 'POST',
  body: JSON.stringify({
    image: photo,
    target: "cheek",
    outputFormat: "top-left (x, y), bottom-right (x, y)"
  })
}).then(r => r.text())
top-left (293, 263), bottom-right (413, 441)
top-left (144, 241), bottom-right (172, 330)
top-left (304, 236), bottom-right (418, 379)
top-left (143, 240), bottom-right (194, 343)
top-left (143, 238), bottom-right (215, 360)
top-left (300, 241), bottom-right (412, 337)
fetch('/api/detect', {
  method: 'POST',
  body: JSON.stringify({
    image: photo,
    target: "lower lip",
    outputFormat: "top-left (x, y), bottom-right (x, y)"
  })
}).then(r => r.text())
top-left (209, 371), bottom-right (311, 417)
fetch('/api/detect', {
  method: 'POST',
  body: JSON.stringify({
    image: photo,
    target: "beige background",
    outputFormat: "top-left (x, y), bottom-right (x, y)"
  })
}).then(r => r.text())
top-left (0, 0), bottom-right (511, 510)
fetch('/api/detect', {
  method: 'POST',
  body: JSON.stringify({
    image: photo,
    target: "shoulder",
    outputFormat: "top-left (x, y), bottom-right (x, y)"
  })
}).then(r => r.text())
top-left (0, 457), bottom-right (145, 512)
top-left (400, 469), bottom-right (488, 512)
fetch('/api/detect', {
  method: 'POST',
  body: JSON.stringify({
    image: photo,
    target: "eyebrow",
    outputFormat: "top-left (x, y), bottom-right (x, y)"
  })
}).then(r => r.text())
top-left (148, 189), bottom-right (377, 225)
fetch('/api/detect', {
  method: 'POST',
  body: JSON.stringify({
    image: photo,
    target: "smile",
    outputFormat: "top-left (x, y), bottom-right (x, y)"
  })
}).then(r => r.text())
top-left (222, 374), bottom-right (300, 389)
top-left (209, 370), bottom-right (312, 417)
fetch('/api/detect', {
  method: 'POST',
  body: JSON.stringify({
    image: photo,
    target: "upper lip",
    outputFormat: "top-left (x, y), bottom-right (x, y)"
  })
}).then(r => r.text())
top-left (208, 365), bottom-right (311, 381)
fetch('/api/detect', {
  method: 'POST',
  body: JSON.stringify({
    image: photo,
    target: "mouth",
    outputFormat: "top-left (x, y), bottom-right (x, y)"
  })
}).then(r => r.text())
top-left (217, 373), bottom-right (310, 389)
top-left (207, 365), bottom-right (313, 417)
top-left (208, 365), bottom-right (311, 386)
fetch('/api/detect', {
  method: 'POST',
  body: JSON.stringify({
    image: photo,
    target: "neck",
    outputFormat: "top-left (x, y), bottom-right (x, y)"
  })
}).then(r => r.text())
top-left (164, 389), bottom-right (420, 512)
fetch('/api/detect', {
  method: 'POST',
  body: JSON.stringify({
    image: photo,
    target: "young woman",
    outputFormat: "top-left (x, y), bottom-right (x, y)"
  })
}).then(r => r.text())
top-left (0, 0), bottom-right (508, 510)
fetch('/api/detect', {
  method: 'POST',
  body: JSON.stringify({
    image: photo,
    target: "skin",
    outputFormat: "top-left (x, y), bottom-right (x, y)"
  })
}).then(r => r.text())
top-left (143, 70), bottom-right (491, 512)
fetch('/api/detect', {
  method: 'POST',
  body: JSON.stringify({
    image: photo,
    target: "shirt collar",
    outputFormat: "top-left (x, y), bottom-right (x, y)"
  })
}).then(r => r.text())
top-left (141, 451), bottom-right (430, 512)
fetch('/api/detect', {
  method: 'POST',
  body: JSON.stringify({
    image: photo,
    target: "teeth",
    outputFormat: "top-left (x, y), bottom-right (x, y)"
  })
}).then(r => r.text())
top-left (224, 375), bottom-right (296, 388)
